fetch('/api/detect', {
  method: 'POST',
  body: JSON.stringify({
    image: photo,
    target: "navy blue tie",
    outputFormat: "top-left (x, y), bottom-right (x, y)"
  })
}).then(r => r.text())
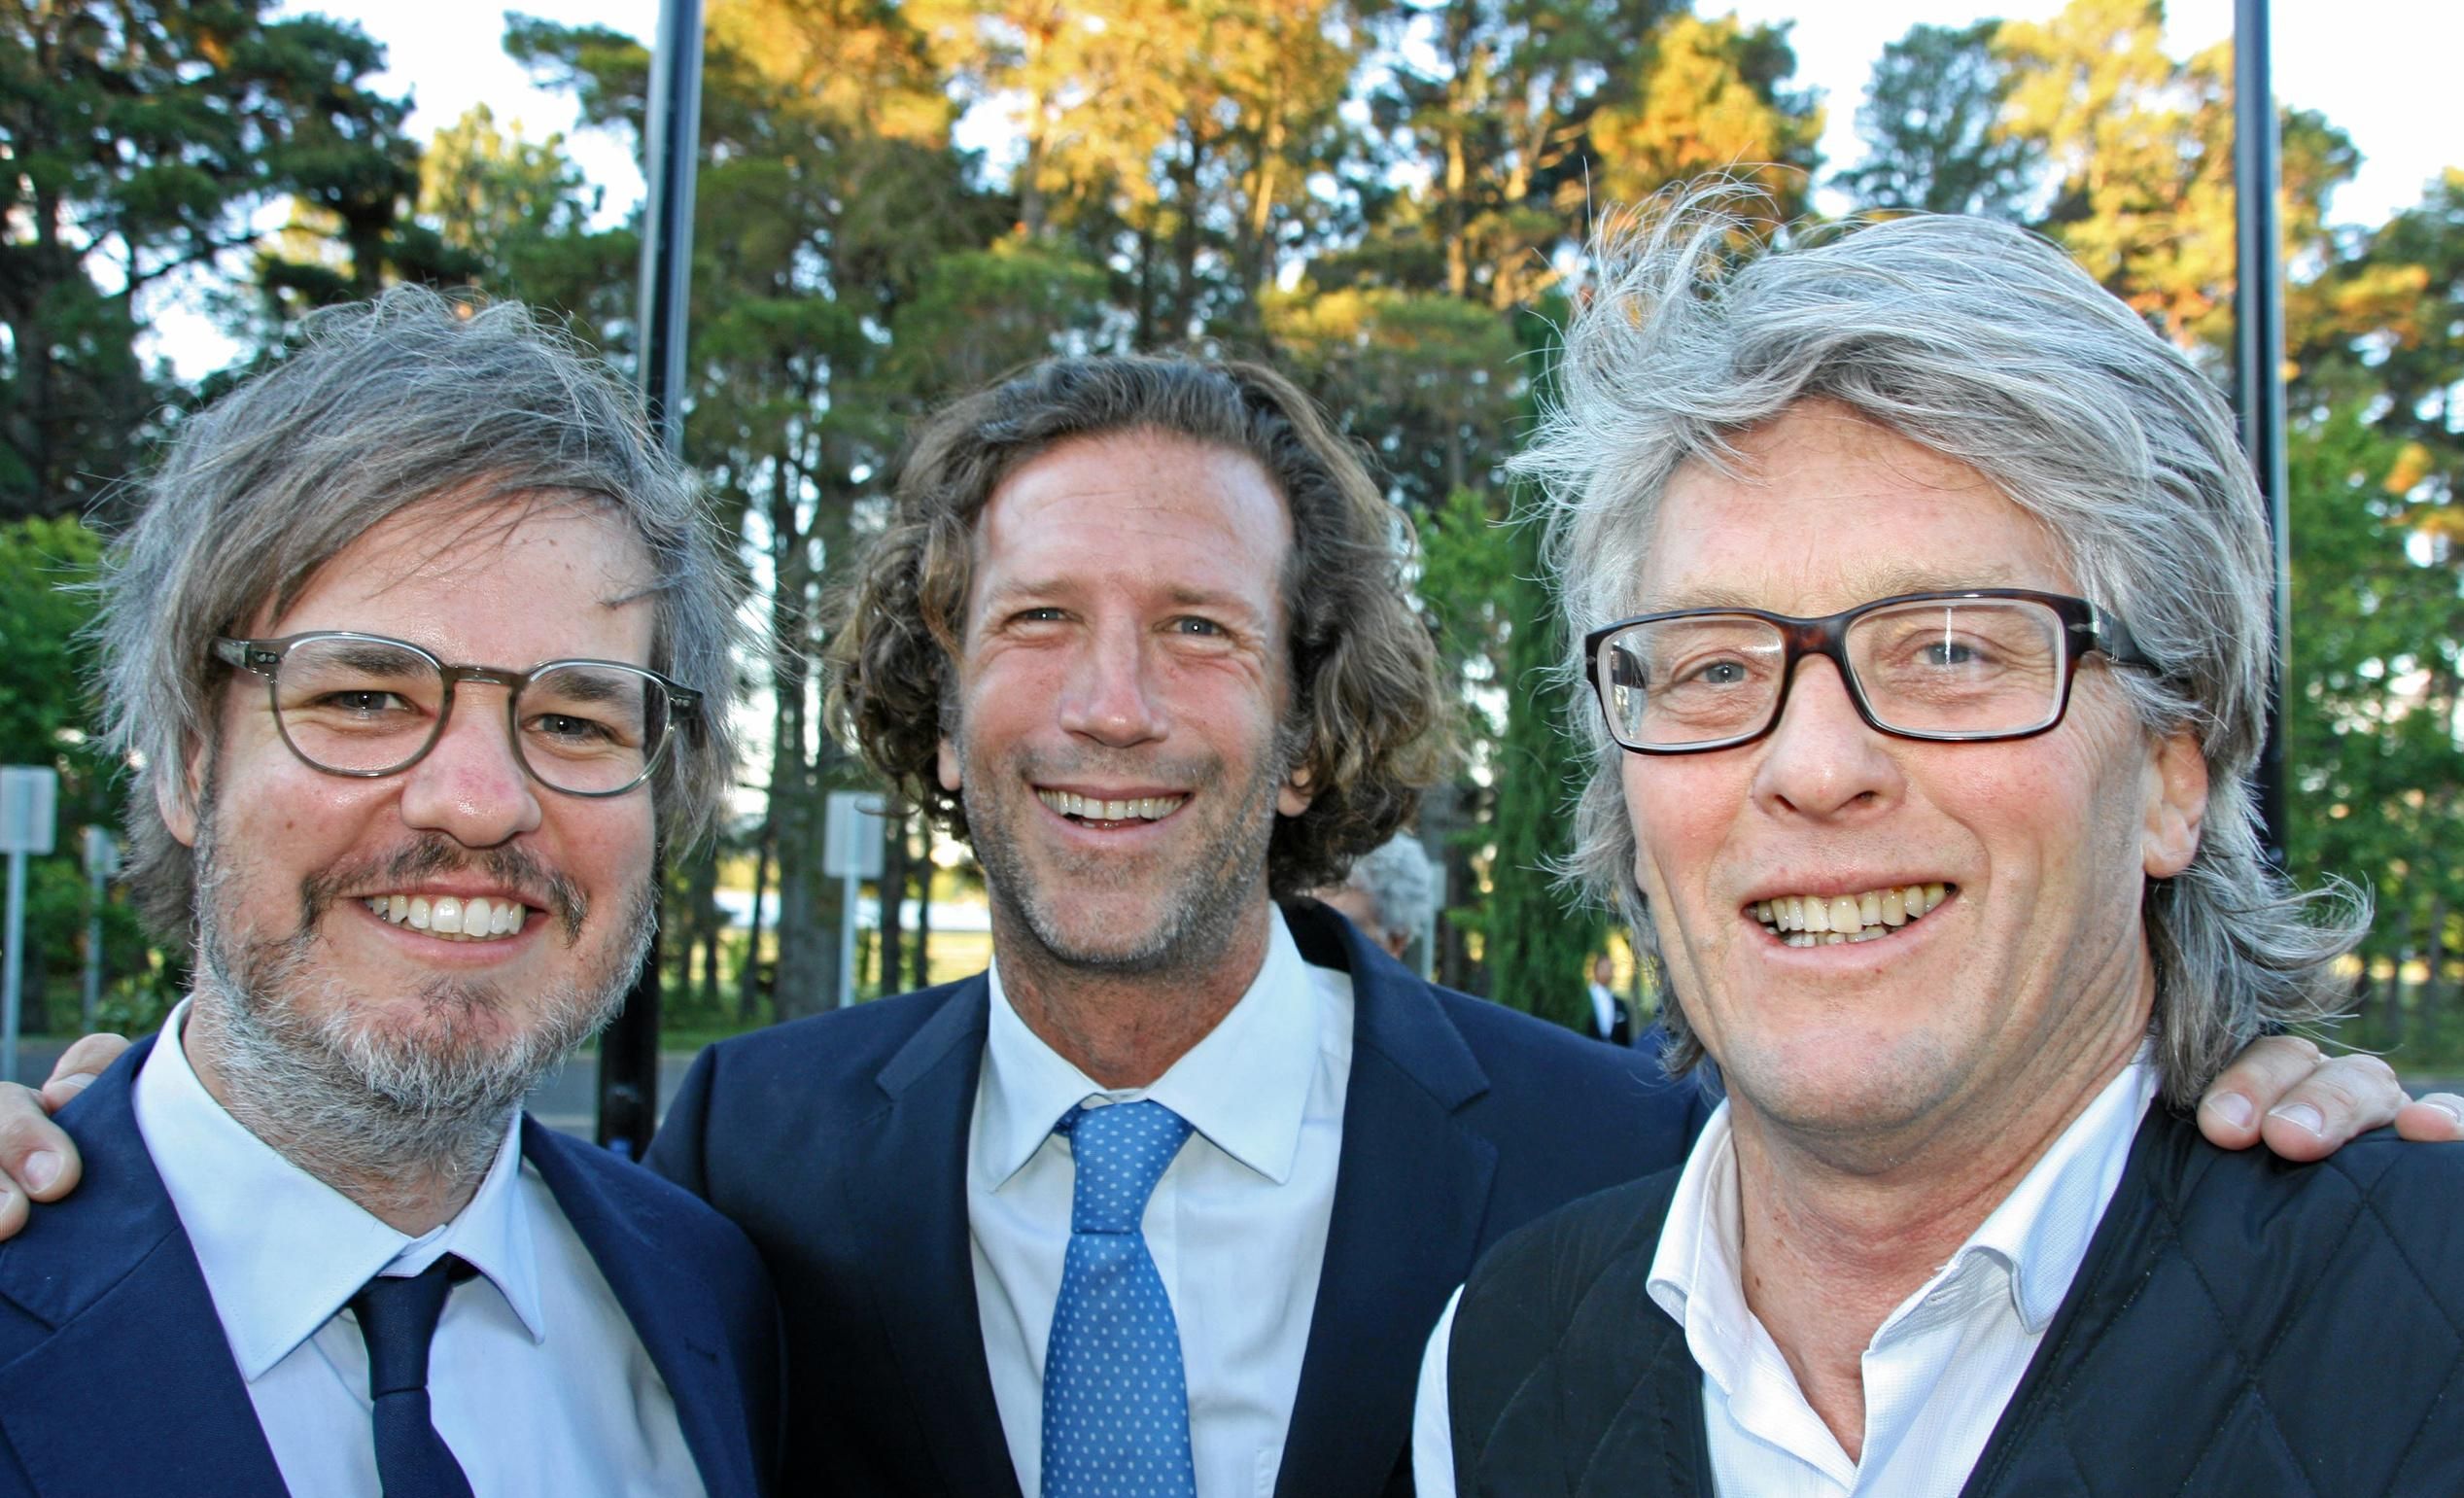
top-left (351, 1257), bottom-right (476, 1498)
top-left (1041, 1099), bottom-right (1197, 1498)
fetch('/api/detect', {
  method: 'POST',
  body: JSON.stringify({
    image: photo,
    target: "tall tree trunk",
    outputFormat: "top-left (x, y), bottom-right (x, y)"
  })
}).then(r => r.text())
top-left (2422, 894), bottom-right (2448, 1041)
top-left (878, 811), bottom-right (909, 993)
top-left (766, 463), bottom-right (842, 1022)
top-left (914, 845), bottom-right (933, 989)
top-left (737, 823), bottom-right (771, 1023)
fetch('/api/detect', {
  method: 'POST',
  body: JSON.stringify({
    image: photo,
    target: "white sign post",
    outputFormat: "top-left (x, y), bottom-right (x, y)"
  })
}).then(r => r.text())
top-left (0, 767), bottom-right (59, 1085)
top-left (82, 825), bottom-right (119, 1035)
top-left (823, 790), bottom-right (886, 1009)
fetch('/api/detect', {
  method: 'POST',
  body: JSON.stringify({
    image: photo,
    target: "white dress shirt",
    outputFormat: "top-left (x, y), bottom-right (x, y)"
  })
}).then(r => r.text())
top-left (132, 1003), bottom-right (705, 1498)
top-left (970, 907), bottom-right (1354, 1498)
top-left (1586, 981), bottom-right (1617, 1040)
top-left (1413, 1056), bottom-right (2157, 1496)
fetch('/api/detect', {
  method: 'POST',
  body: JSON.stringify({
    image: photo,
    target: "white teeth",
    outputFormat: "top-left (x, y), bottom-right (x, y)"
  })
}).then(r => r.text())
top-left (1036, 789), bottom-right (1187, 821)
top-left (1752, 882), bottom-right (1955, 941)
top-left (364, 891), bottom-right (531, 942)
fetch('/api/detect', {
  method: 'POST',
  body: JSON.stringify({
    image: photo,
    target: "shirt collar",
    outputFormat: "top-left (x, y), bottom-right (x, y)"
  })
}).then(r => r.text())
top-left (131, 1001), bottom-right (546, 1380)
top-left (1648, 1051), bottom-right (2160, 1384)
top-left (974, 905), bottom-right (1320, 1190)
top-left (1952, 1053), bottom-right (2158, 1331)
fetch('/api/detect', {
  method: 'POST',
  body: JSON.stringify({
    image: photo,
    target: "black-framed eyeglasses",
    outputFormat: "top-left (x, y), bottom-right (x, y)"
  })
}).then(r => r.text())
top-left (213, 632), bottom-right (701, 797)
top-left (1581, 589), bottom-right (2149, 754)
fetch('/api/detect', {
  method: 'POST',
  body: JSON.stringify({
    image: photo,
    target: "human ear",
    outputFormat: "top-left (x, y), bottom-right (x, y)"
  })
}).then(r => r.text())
top-left (156, 739), bottom-right (207, 849)
top-left (1277, 762), bottom-right (1316, 818)
top-left (2141, 729), bottom-right (2206, 879)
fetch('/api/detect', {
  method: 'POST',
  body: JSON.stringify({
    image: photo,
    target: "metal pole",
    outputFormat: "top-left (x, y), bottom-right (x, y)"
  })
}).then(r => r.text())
top-left (598, 0), bottom-right (706, 1156)
top-left (3, 851), bottom-right (25, 1085)
top-left (839, 873), bottom-right (859, 1009)
top-left (2235, 0), bottom-right (2292, 868)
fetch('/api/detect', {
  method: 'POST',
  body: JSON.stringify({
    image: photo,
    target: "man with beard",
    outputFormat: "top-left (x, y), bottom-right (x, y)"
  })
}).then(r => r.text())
top-left (1, 350), bottom-right (2431, 1497)
top-left (0, 289), bottom-right (778, 1496)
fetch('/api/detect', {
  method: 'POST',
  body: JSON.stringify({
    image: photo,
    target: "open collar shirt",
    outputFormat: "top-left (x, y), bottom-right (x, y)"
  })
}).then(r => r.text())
top-left (969, 906), bottom-right (1355, 1498)
top-left (1646, 1055), bottom-right (2158, 1497)
top-left (1412, 1053), bottom-right (2156, 1497)
top-left (132, 1002), bottom-right (703, 1497)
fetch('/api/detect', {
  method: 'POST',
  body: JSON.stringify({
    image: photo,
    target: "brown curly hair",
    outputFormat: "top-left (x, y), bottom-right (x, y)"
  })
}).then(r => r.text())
top-left (827, 354), bottom-right (1447, 896)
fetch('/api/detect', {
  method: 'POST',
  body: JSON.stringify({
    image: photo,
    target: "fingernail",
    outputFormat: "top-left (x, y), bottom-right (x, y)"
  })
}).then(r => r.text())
top-left (2433, 1098), bottom-right (2464, 1128)
top-left (2270, 1102), bottom-right (2325, 1137)
top-left (20, 1150), bottom-right (58, 1194)
top-left (51, 1072), bottom-right (93, 1097)
top-left (2204, 1093), bottom-right (2256, 1131)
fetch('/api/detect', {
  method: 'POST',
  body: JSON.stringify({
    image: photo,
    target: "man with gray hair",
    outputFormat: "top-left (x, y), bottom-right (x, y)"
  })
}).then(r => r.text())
top-left (0, 289), bottom-right (778, 1495)
top-left (1419, 188), bottom-right (2464, 1493)
top-left (1313, 833), bottom-right (1436, 960)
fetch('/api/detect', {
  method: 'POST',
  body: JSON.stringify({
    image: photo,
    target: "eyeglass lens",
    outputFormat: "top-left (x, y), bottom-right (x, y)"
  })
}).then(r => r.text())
top-left (267, 636), bottom-right (672, 793)
top-left (1599, 597), bottom-right (2069, 748)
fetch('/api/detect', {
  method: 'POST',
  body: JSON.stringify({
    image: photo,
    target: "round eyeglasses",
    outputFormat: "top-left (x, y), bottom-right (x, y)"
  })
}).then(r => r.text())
top-left (213, 632), bottom-right (701, 797)
top-left (1581, 589), bottom-right (2149, 754)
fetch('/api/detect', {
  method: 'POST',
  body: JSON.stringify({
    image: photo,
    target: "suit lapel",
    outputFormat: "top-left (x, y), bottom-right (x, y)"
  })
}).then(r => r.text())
top-left (847, 976), bottom-right (1025, 1498)
top-left (525, 1119), bottom-right (763, 1498)
top-left (1277, 907), bottom-right (1499, 1498)
top-left (0, 1038), bottom-right (290, 1496)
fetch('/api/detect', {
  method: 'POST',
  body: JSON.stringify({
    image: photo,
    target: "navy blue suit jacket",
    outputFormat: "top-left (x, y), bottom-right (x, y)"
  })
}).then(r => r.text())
top-left (0, 1035), bottom-right (783, 1498)
top-left (648, 898), bottom-right (1709, 1498)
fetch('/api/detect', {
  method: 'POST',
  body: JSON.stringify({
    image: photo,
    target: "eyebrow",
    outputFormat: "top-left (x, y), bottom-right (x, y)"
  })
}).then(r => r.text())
top-left (979, 575), bottom-right (1271, 624)
top-left (1636, 563), bottom-right (2041, 615)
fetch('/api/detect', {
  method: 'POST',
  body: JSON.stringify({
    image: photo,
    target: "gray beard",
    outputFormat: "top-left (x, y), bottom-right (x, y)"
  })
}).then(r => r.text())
top-left (185, 834), bottom-right (654, 1206)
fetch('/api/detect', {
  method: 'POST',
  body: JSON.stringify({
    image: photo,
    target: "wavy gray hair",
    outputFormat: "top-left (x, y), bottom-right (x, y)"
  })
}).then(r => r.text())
top-left (1522, 183), bottom-right (2364, 1104)
top-left (98, 287), bottom-right (744, 941)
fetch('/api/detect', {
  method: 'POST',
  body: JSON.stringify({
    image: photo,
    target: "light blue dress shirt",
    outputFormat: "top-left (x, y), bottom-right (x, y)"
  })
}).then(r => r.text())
top-left (132, 1003), bottom-right (705, 1497)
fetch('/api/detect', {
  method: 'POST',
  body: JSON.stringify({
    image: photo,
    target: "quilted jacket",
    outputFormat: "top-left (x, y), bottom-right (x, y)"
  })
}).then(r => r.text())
top-left (1447, 1108), bottom-right (2464, 1496)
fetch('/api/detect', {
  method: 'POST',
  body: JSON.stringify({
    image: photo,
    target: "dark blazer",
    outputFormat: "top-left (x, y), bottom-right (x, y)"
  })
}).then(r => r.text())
top-left (648, 897), bottom-right (1709, 1498)
top-left (1446, 1109), bottom-right (2464, 1495)
top-left (0, 1035), bottom-right (782, 1498)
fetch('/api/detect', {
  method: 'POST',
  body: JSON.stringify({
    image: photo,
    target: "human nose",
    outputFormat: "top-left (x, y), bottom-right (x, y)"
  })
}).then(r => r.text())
top-left (396, 686), bottom-right (543, 847)
top-left (1056, 620), bottom-right (1167, 748)
top-left (1749, 654), bottom-right (1902, 819)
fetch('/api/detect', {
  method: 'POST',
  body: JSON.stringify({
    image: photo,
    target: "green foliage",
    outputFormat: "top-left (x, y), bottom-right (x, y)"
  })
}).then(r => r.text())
top-left (0, 516), bottom-right (157, 1029)
top-left (13, 0), bottom-right (2456, 1039)
top-left (1839, 20), bottom-right (2040, 218)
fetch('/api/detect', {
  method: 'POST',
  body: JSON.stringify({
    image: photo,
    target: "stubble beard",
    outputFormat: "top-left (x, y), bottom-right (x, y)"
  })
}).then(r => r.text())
top-left (186, 818), bottom-right (656, 1204)
top-left (961, 731), bottom-right (1297, 987)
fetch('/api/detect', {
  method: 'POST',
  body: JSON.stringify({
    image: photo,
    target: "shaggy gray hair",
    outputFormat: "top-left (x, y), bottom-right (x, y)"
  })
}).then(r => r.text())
top-left (1523, 183), bottom-right (2365, 1105)
top-left (98, 287), bottom-right (744, 940)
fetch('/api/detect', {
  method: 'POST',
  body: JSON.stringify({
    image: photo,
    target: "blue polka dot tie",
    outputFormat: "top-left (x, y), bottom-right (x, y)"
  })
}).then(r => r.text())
top-left (1041, 1099), bottom-right (1198, 1498)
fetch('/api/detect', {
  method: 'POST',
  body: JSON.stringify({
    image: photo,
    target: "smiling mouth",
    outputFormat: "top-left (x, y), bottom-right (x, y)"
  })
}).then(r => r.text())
top-left (1751, 882), bottom-right (1951, 948)
top-left (1035, 788), bottom-right (1188, 826)
top-left (362, 893), bottom-right (534, 942)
